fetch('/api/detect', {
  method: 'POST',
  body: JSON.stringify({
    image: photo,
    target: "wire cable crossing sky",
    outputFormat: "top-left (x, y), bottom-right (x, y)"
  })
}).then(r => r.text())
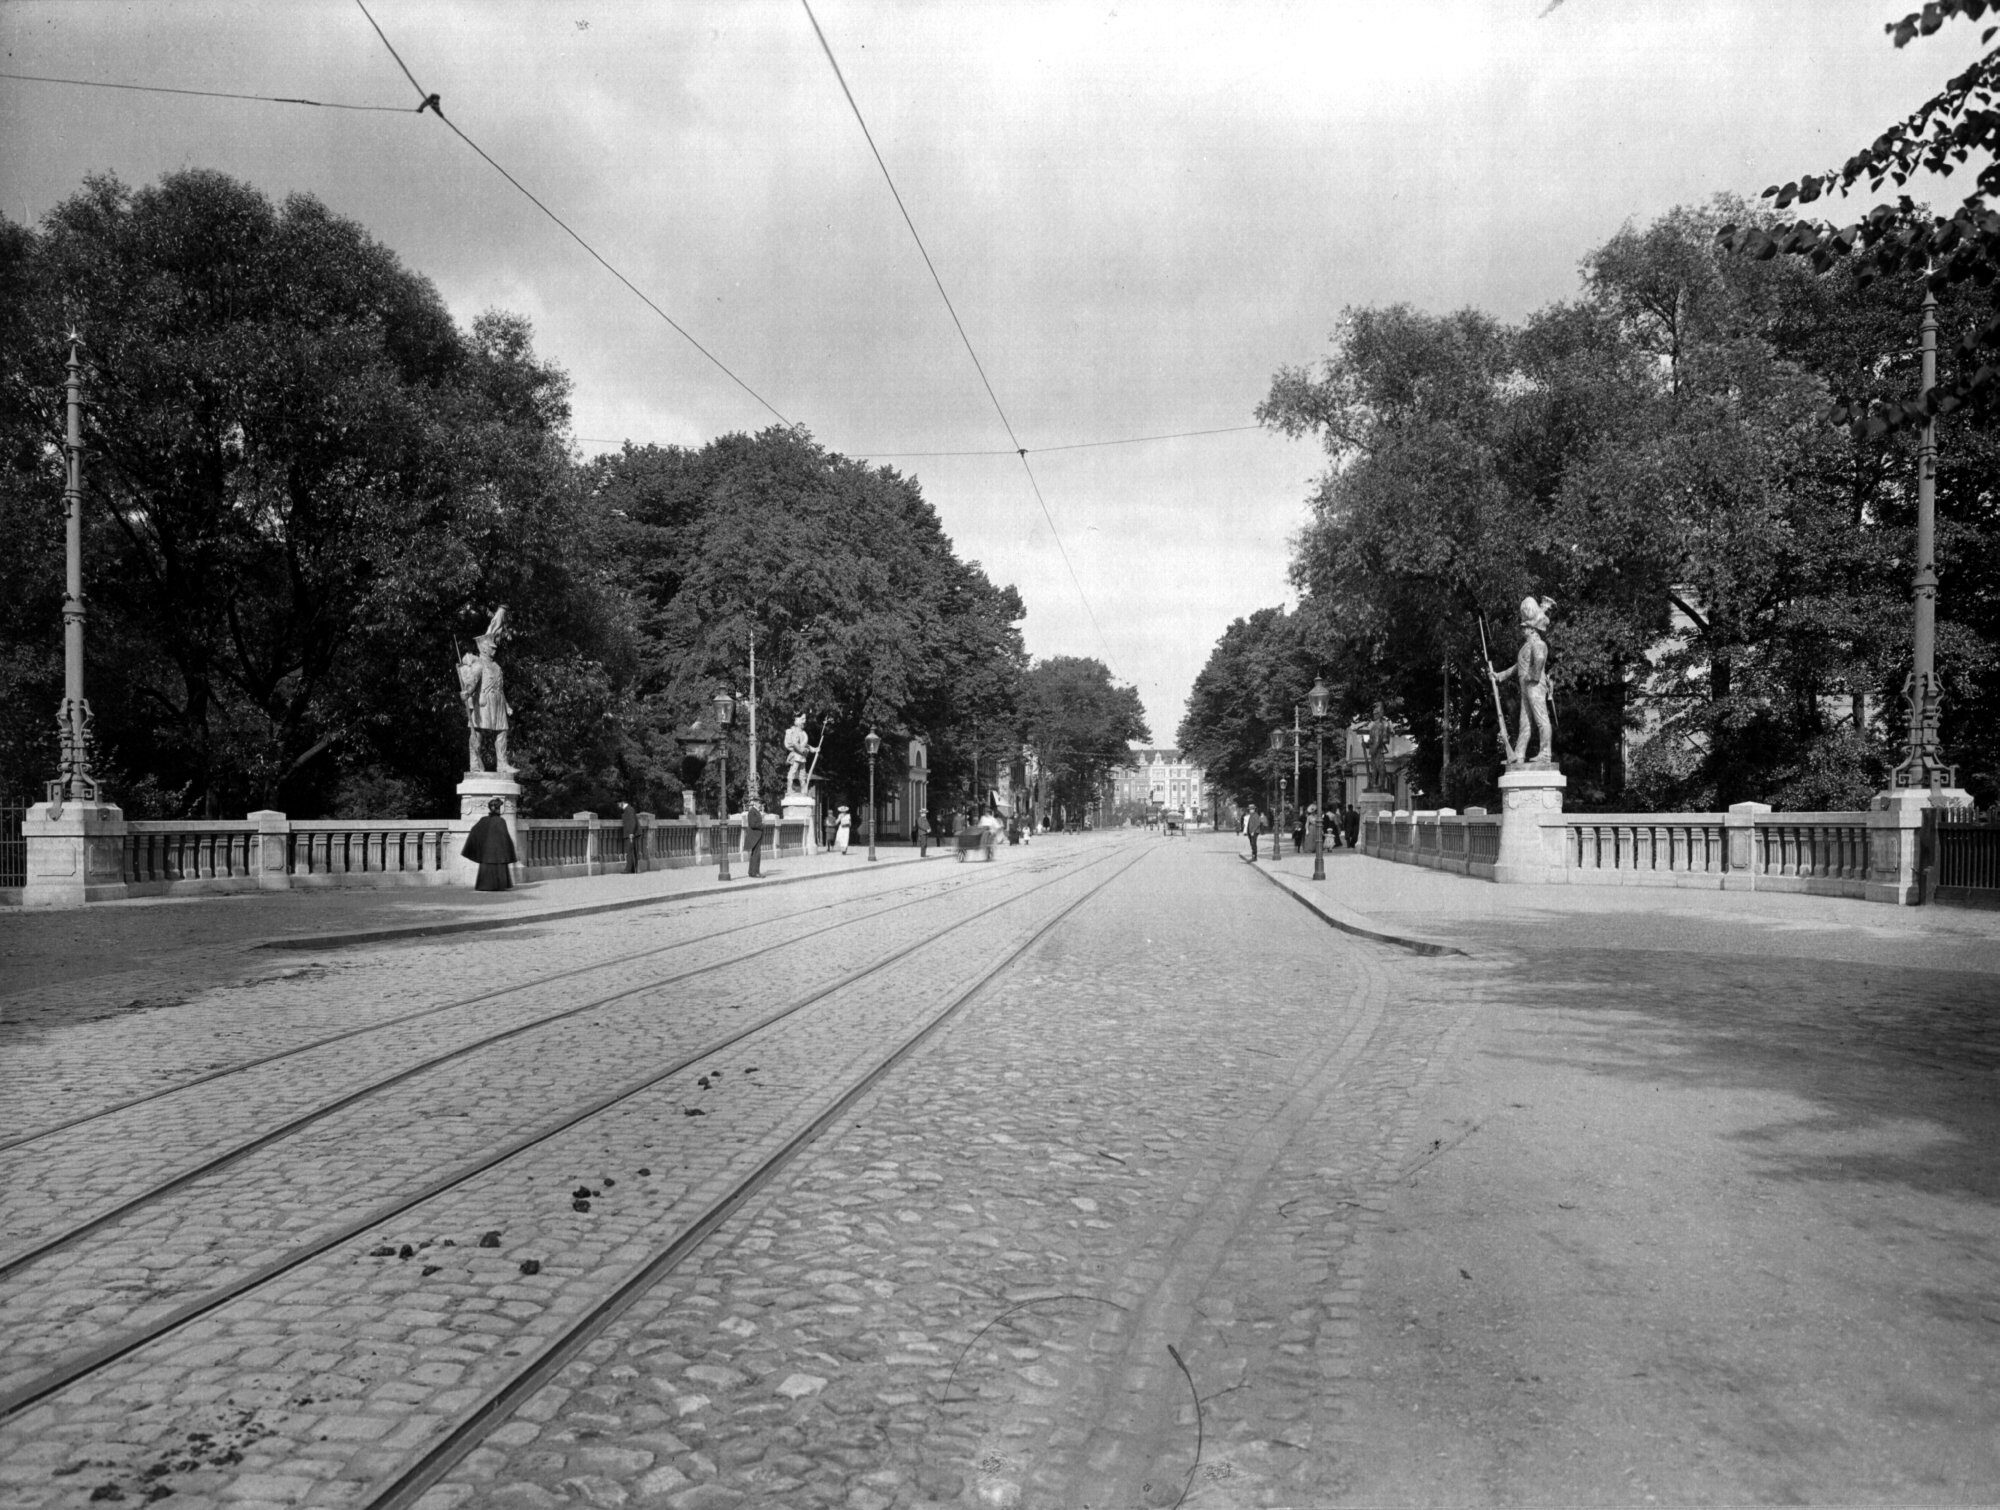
top-left (4, 1), bottom-right (1980, 740)
top-left (797, 0), bottom-right (1113, 663)
top-left (354, 0), bottom-right (792, 427)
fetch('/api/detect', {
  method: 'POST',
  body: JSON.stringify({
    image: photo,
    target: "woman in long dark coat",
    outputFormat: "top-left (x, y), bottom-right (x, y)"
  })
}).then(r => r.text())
top-left (462, 797), bottom-right (516, 891)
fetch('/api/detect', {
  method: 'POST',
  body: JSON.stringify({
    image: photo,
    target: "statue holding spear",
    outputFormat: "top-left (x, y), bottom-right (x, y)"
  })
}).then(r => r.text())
top-left (1484, 596), bottom-right (1557, 766)
top-left (784, 712), bottom-right (827, 795)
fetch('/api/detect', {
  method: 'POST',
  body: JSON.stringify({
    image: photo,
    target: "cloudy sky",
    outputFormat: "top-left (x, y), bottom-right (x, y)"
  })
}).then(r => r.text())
top-left (0, 1), bottom-right (1983, 740)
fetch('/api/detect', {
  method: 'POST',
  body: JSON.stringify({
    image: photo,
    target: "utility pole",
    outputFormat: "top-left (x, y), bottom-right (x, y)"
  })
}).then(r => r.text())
top-left (746, 636), bottom-right (758, 805)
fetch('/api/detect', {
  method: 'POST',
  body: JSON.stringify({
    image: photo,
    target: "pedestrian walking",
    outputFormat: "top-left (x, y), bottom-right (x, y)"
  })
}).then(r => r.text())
top-left (1245, 804), bottom-right (1266, 861)
top-left (918, 810), bottom-right (932, 856)
top-left (1292, 804), bottom-right (1307, 856)
top-left (834, 805), bottom-right (852, 854)
top-left (620, 801), bottom-right (643, 873)
top-left (1343, 804), bottom-right (1361, 850)
top-left (461, 797), bottom-right (515, 892)
top-left (745, 799), bottom-right (765, 877)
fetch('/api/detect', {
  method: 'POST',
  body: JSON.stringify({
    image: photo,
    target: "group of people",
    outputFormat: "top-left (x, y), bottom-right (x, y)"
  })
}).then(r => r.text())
top-left (1238, 801), bottom-right (1361, 861)
top-left (457, 795), bottom-right (1026, 894)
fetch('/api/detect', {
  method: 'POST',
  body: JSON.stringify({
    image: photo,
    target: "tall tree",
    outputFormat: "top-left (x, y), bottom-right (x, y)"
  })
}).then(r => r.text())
top-left (1257, 200), bottom-right (1982, 811)
top-left (589, 429), bottom-right (1027, 819)
top-left (0, 169), bottom-right (634, 817)
top-left (1018, 656), bottom-right (1149, 820)
top-left (1725, 1), bottom-right (2000, 434)
top-left (1177, 607), bottom-right (1320, 808)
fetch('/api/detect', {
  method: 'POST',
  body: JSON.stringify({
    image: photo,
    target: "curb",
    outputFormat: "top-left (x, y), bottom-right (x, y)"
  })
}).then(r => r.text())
top-left (1239, 853), bottom-right (1463, 957)
top-left (257, 849), bottom-right (951, 952)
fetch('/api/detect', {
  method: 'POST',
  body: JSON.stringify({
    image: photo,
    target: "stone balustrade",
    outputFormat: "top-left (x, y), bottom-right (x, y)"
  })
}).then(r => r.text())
top-left (1363, 808), bottom-right (1502, 877)
top-left (11, 806), bottom-right (755, 905)
top-left (1360, 795), bottom-right (1953, 905)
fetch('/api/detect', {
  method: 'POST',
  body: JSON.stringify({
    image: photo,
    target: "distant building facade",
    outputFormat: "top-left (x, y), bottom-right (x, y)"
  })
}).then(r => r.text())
top-left (1111, 744), bottom-right (1206, 817)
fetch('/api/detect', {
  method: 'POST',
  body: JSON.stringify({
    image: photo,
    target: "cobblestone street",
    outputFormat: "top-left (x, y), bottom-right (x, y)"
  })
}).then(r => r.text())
top-left (3, 834), bottom-right (1998, 1507)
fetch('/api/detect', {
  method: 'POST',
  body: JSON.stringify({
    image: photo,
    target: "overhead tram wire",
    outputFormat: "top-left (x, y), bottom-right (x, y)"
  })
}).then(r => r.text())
top-left (862, 424), bottom-right (1268, 459)
top-left (0, 70), bottom-right (417, 112)
top-left (350, 0), bottom-right (790, 427)
top-left (574, 422), bottom-right (1267, 458)
top-left (798, 0), bottom-right (1114, 663)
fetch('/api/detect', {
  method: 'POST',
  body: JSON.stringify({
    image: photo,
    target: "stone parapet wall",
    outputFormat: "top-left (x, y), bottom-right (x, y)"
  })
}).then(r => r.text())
top-left (1361, 797), bottom-right (1951, 906)
top-left (8, 807), bottom-right (731, 905)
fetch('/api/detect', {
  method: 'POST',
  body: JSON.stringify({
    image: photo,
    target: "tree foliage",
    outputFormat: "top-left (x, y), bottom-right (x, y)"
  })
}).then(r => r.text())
top-left (1721, 2), bottom-right (2000, 436)
top-left (1242, 199), bottom-right (2000, 811)
top-left (588, 429), bottom-right (1027, 820)
top-left (0, 169), bottom-right (638, 817)
top-left (0, 170), bottom-right (1034, 822)
top-left (1017, 655), bottom-right (1148, 818)
top-left (1176, 607), bottom-right (1320, 807)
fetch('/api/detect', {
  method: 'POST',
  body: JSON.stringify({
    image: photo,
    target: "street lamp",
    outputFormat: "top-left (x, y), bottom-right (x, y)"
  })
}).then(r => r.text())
top-left (1308, 675), bottom-right (1331, 881)
top-left (865, 727), bottom-right (881, 862)
top-left (713, 691), bottom-right (734, 882)
top-left (1892, 284), bottom-right (1958, 793)
top-left (1268, 727), bottom-right (1284, 856)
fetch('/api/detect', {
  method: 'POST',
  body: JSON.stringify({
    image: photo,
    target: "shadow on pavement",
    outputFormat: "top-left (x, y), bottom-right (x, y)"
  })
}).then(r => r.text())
top-left (1477, 943), bottom-right (2000, 1205)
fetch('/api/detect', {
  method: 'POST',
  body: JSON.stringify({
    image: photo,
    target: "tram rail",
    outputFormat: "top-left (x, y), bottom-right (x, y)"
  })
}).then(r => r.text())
top-left (367, 841), bottom-right (1146, 1510)
top-left (0, 856), bottom-right (1052, 1158)
top-left (0, 841), bottom-right (1144, 1438)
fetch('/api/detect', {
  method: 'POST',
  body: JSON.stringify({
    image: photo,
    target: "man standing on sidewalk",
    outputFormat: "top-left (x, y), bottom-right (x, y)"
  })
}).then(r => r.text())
top-left (620, 802), bottom-right (643, 873)
top-left (745, 799), bottom-right (765, 877)
top-left (1245, 804), bottom-right (1267, 861)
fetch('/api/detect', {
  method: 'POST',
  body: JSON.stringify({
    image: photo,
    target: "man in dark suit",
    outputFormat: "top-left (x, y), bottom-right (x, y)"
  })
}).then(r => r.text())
top-left (745, 799), bottom-right (765, 877)
top-left (621, 802), bottom-right (643, 872)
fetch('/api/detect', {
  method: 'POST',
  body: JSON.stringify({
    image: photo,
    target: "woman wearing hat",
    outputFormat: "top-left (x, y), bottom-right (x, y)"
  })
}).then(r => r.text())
top-left (461, 798), bottom-right (515, 891)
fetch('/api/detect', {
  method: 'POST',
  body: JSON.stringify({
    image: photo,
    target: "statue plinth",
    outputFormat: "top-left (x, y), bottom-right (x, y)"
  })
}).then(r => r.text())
top-left (1492, 766), bottom-right (1566, 884)
top-left (1865, 782), bottom-right (1972, 905)
top-left (781, 786), bottom-right (818, 855)
top-left (1355, 789), bottom-right (1397, 819)
top-left (457, 771), bottom-right (522, 887)
top-left (21, 799), bottom-right (128, 908)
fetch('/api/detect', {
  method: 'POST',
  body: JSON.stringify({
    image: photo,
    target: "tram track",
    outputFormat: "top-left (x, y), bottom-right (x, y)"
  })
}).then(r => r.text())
top-left (0, 856), bottom-right (1048, 1158)
top-left (0, 840), bottom-right (1145, 1434)
top-left (0, 849), bottom-right (1084, 1279)
top-left (364, 839), bottom-right (1150, 1510)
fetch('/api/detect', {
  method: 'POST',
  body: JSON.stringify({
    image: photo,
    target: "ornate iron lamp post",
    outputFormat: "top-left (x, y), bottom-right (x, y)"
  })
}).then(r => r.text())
top-left (1268, 727), bottom-right (1285, 856)
top-left (51, 332), bottom-right (100, 812)
top-left (712, 692), bottom-right (734, 881)
top-left (1893, 286), bottom-right (1957, 792)
top-left (1309, 676), bottom-right (1331, 880)
top-left (865, 727), bottom-right (881, 862)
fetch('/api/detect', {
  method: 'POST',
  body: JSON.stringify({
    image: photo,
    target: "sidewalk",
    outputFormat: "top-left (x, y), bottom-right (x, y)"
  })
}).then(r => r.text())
top-left (1215, 832), bottom-right (2000, 1503)
top-left (0, 842), bottom-right (951, 1009)
top-left (1238, 833), bottom-right (2000, 975)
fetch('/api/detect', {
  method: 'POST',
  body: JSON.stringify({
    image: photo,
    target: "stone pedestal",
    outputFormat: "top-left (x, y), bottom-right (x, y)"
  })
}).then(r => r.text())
top-left (456, 772), bottom-right (522, 887)
top-left (1866, 784), bottom-right (1972, 906)
top-left (248, 809), bottom-right (292, 890)
top-left (781, 789), bottom-right (818, 855)
top-left (1356, 789), bottom-right (1396, 819)
top-left (1494, 766), bottom-right (1566, 884)
top-left (22, 799), bottom-right (128, 908)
